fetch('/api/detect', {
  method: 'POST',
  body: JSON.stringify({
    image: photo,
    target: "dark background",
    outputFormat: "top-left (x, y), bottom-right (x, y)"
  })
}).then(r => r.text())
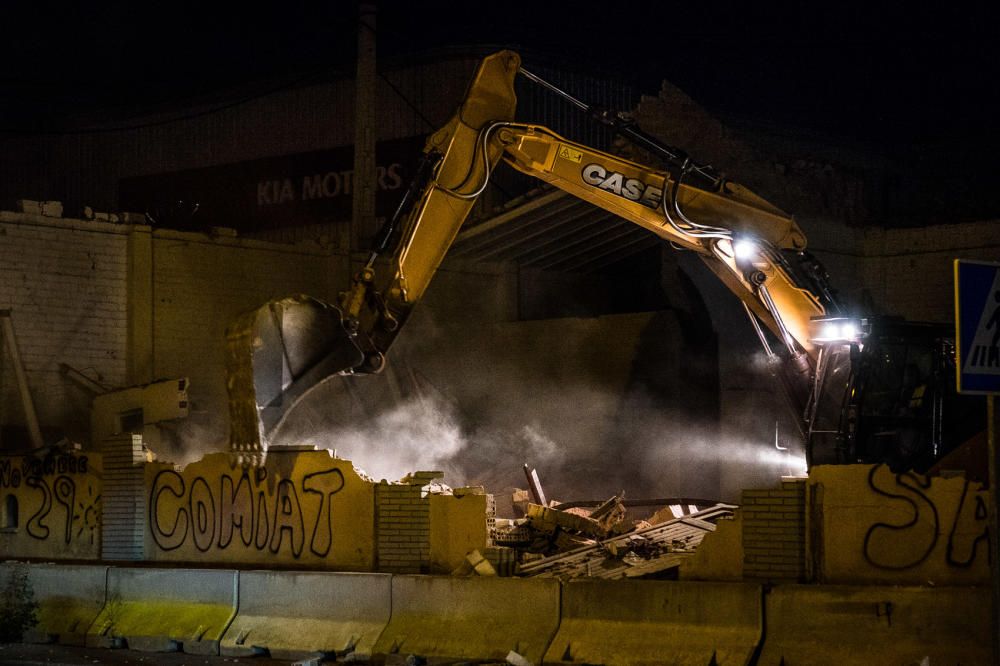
top-left (2, 1), bottom-right (998, 221)
top-left (1, 2), bottom-right (995, 141)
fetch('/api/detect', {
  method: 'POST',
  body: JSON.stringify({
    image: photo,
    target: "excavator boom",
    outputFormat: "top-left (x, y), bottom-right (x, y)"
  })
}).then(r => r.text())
top-left (226, 50), bottom-right (835, 462)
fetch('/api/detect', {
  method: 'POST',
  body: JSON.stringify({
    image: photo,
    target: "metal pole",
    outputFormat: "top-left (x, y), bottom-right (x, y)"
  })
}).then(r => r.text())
top-left (0, 311), bottom-right (44, 450)
top-left (351, 1), bottom-right (377, 252)
top-left (989, 395), bottom-right (1000, 666)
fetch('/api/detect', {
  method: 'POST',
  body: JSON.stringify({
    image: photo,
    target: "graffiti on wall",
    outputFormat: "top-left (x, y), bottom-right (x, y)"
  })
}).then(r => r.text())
top-left (862, 464), bottom-right (989, 571)
top-left (0, 454), bottom-right (102, 550)
top-left (146, 453), bottom-right (374, 568)
top-left (149, 467), bottom-right (345, 557)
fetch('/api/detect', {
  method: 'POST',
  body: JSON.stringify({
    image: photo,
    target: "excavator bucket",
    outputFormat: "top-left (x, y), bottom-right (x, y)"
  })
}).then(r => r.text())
top-left (225, 295), bottom-right (364, 460)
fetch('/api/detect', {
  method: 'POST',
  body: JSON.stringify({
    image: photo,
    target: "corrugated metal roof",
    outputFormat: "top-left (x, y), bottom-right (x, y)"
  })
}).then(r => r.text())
top-left (455, 189), bottom-right (661, 274)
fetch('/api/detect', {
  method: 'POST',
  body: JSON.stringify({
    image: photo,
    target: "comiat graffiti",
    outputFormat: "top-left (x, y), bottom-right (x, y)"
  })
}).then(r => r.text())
top-left (149, 467), bottom-right (346, 559)
top-left (862, 465), bottom-right (989, 570)
top-left (0, 455), bottom-right (101, 545)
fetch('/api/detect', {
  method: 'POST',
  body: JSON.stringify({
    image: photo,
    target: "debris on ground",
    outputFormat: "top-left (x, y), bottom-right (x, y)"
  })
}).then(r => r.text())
top-left (479, 478), bottom-right (735, 580)
top-left (516, 503), bottom-right (736, 579)
top-left (466, 549), bottom-right (498, 576)
top-left (526, 503), bottom-right (606, 539)
top-left (505, 650), bottom-right (533, 666)
top-left (523, 463), bottom-right (548, 506)
top-left (510, 488), bottom-right (532, 517)
top-left (458, 463), bottom-right (735, 580)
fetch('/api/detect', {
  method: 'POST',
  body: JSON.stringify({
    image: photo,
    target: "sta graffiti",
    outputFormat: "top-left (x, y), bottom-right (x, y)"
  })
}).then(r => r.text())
top-left (149, 468), bottom-right (346, 558)
top-left (862, 465), bottom-right (989, 570)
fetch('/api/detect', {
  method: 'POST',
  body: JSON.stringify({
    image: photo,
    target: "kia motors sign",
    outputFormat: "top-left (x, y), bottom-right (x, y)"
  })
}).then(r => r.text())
top-left (119, 135), bottom-right (425, 239)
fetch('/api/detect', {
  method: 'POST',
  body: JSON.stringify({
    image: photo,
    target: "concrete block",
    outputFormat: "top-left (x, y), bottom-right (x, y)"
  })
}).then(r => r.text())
top-left (15, 199), bottom-right (41, 214)
top-left (544, 579), bottom-right (763, 665)
top-left (2, 563), bottom-right (108, 646)
top-left (220, 571), bottom-right (391, 660)
top-left (86, 567), bottom-right (237, 655)
top-left (40, 201), bottom-right (63, 218)
top-left (759, 584), bottom-right (992, 665)
top-left (373, 575), bottom-right (559, 664)
top-left (119, 211), bottom-right (147, 224)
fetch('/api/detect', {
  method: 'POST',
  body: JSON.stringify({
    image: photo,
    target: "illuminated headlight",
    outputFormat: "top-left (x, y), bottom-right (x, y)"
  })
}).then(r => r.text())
top-left (809, 317), bottom-right (865, 344)
top-left (733, 238), bottom-right (757, 262)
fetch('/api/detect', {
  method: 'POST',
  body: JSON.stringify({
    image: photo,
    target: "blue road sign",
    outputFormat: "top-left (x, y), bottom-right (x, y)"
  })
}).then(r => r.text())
top-left (955, 259), bottom-right (1000, 394)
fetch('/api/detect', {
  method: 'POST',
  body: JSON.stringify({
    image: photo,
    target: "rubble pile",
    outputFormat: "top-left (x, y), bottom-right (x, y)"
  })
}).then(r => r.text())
top-left (463, 466), bottom-right (736, 580)
top-left (517, 503), bottom-right (736, 579)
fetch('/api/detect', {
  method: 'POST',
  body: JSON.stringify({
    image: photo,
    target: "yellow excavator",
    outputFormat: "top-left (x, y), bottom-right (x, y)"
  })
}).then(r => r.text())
top-left (226, 51), bottom-right (982, 473)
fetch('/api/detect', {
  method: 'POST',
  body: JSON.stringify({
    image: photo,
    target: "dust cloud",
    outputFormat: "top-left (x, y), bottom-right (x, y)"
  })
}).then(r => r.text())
top-left (283, 395), bottom-right (467, 483)
top-left (154, 412), bottom-right (229, 468)
top-left (165, 298), bottom-right (797, 505)
top-left (161, 366), bottom-right (798, 508)
top-left (266, 370), bottom-right (800, 510)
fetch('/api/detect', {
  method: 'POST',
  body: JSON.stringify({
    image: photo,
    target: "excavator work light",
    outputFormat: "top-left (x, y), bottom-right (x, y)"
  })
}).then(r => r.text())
top-left (809, 317), bottom-right (865, 344)
top-left (733, 238), bottom-right (758, 262)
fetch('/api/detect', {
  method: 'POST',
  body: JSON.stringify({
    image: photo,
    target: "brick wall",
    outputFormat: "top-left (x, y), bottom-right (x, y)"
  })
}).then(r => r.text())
top-left (0, 212), bottom-right (128, 442)
top-left (1, 204), bottom-right (997, 465)
top-left (741, 478), bottom-right (806, 582)
top-left (859, 221), bottom-right (1000, 322)
top-left (100, 433), bottom-right (146, 561)
top-left (374, 472), bottom-right (437, 573)
top-left (0, 209), bottom-right (528, 455)
top-left (150, 230), bottom-right (345, 448)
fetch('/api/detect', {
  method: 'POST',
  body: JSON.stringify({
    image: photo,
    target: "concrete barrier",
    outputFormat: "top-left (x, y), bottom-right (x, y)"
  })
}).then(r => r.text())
top-left (373, 575), bottom-right (560, 663)
top-left (220, 571), bottom-right (391, 660)
top-left (1, 562), bottom-right (108, 645)
top-left (86, 567), bottom-right (238, 655)
top-left (543, 579), bottom-right (763, 665)
top-left (758, 584), bottom-right (993, 665)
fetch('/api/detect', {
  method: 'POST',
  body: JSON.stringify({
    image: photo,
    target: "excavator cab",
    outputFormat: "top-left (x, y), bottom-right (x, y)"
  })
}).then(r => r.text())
top-left (807, 318), bottom-right (985, 472)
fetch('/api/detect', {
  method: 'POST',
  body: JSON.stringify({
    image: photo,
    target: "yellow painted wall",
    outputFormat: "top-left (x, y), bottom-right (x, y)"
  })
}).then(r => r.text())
top-left (809, 465), bottom-right (989, 585)
top-left (0, 452), bottom-right (102, 560)
top-left (680, 514), bottom-right (743, 582)
top-left (145, 450), bottom-right (375, 570)
top-left (429, 492), bottom-right (489, 573)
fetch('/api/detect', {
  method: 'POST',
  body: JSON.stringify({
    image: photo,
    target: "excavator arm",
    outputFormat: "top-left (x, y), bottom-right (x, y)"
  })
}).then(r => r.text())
top-left (226, 50), bottom-right (835, 461)
top-left (497, 124), bottom-right (824, 350)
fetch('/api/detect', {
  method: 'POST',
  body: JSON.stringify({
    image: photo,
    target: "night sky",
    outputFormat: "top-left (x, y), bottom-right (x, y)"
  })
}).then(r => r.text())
top-left (1, 2), bottom-right (994, 138)
top-left (2, 2), bottom-right (998, 166)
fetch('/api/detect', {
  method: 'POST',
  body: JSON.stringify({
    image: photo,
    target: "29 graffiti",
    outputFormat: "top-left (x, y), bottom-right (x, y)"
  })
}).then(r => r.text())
top-left (3, 453), bottom-right (101, 546)
top-left (149, 468), bottom-right (345, 558)
top-left (22, 476), bottom-right (100, 545)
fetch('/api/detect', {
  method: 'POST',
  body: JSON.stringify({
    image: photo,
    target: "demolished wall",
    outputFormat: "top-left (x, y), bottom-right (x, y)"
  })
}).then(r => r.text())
top-left (139, 451), bottom-right (488, 574)
top-left (0, 447), bottom-right (490, 574)
top-left (0, 445), bottom-right (992, 591)
top-left (145, 450), bottom-right (376, 569)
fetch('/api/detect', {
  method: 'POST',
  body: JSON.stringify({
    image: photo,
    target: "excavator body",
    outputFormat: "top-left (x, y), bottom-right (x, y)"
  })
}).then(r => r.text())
top-left (224, 50), bottom-right (983, 475)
